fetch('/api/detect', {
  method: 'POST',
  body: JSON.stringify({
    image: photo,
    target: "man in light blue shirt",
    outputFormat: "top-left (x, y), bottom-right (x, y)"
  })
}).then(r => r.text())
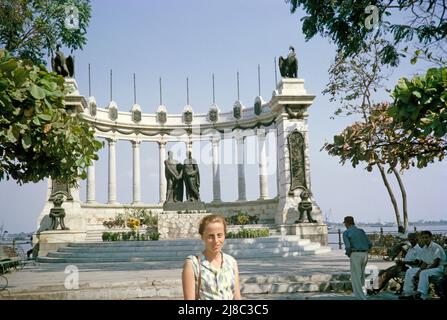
top-left (343, 216), bottom-right (372, 300)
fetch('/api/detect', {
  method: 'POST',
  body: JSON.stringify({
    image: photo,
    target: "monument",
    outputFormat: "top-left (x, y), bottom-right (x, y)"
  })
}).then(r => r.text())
top-left (34, 45), bottom-right (328, 255)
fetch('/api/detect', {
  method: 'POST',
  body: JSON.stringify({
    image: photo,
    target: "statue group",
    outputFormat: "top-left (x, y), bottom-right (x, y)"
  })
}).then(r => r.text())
top-left (165, 151), bottom-right (201, 203)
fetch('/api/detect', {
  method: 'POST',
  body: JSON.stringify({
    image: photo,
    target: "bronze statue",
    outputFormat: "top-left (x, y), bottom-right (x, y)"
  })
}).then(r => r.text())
top-left (183, 151), bottom-right (200, 202)
top-left (296, 190), bottom-right (316, 223)
top-left (51, 44), bottom-right (74, 78)
top-left (279, 46), bottom-right (298, 78)
top-left (49, 194), bottom-right (69, 230)
top-left (164, 151), bottom-right (183, 203)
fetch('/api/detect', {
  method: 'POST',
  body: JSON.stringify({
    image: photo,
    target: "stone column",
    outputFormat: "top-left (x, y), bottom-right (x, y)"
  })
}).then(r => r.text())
top-left (235, 134), bottom-right (246, 201)
top-left (211, 137), bottom-right (221, 202)
top-left (158, 140), bottom-right (167, 204)
top-left (132, 140), bottom-right (141, 204)
top-left (86, 161), bottom-right (96, 203)
top-left (107, 138), bottom-right (117, 204)
top-left (257, 129), bottom-right (269, 200)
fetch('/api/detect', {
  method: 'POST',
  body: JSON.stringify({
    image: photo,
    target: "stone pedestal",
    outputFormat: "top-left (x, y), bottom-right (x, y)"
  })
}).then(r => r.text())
top-left (37, 230), bottom-right (87, 257)
top-left (158, 213), bottom-right (209, 239)
top-left (162, 201), bottom-right (206, 212)
top-left (278, 223), bottom-right (328, 246)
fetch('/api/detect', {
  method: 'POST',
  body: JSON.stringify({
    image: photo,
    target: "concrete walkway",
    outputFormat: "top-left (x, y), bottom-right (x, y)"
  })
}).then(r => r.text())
top-left (1, 250), bottom-right (401, 300)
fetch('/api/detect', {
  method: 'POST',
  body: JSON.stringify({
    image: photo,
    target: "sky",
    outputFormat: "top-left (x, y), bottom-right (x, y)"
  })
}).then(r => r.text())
top-left (0, 0), bottom-right (446, 234)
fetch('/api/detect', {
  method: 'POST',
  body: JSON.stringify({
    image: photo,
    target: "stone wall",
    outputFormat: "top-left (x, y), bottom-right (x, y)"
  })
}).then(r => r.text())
top-left (206, 199), bottom-right (277, 223)
top-left (158, 213), bottom-right (209, 239)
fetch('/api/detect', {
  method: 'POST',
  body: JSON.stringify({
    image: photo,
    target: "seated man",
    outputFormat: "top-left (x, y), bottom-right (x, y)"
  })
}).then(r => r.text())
top-left (400, 230), bottom-right (447, 300)
top-left (373, 232), bottom-right (421, 293)
top-left (387, 226), bottom-right (410, 261)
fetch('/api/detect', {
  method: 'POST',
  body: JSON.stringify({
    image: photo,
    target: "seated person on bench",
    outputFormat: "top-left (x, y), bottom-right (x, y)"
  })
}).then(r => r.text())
top-left (372, 232), bottom-right (422, 294)
top-left (400, 230), bottom-right (446, 300)
top-left (387, 226), bottom-right (410, 261)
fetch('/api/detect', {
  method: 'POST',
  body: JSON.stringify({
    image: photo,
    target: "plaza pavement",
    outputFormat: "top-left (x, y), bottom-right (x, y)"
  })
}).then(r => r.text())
top-left (0, 249), bottom-right (401, 300)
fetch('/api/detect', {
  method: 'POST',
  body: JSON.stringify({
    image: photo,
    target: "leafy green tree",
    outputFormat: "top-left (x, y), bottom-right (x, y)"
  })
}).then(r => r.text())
top-left (0, 1), bottom-right (100, 185)
top-left (389, 67), bottom-right (447, 145)
top-left (322, 39), bottom-right (411, 230)
top-left (286, 0), bottom-right (447, 66)
top-left (0, 0), bottom-right (91, 65)
top-left (0, 49), bottom-right (102, 185)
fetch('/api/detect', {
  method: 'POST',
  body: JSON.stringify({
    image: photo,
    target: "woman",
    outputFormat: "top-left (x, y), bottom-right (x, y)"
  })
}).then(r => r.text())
top-left (182, 214), bottom-right (241, 300)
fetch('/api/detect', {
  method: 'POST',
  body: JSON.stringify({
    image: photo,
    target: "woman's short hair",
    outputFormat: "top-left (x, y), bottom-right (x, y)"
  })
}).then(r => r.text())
top-left (198, 214), bottom-right (227, 236)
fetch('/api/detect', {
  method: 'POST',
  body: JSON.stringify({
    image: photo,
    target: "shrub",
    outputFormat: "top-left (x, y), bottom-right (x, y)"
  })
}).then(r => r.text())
top-left (148, 232), bottom-right (160, 241)
top-left (226, 211), bottom-right (259, 225)
top-left (102, 232), bottom-right (111, 241)
top-left (226, 228), bottom-right (269, 239)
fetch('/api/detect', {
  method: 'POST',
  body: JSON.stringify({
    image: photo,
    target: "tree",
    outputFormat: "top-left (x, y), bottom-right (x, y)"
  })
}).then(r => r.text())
top-left (0, 49), bottom-right (102, 185)
top-left (0, 0), bottom-right (91, 65)
top-left (389, 67), bottom-right (447, 157)
top-left (0, 0), bottom-right (100, 185)
top-left (286, 0), bottom-right (447, 66)
top-left (323, 102), bottom-right (446, 229)
top-left (322, 39), bottom-right (412, 230)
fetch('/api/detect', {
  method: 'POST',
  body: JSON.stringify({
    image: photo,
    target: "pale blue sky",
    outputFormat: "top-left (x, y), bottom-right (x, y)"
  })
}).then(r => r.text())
top-left (1, 0), bottom-right (446, 233)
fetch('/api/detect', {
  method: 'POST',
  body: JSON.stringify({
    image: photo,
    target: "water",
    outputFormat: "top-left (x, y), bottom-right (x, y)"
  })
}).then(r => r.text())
top-left (327, 224), bottom-right (447, 249)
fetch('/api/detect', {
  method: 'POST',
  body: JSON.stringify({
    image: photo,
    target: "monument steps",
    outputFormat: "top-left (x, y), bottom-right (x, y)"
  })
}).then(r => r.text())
top-left (37, 236), bottom-right (331, 263)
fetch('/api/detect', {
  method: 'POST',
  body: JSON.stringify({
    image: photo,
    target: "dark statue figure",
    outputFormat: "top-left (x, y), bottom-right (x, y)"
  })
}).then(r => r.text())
top-left (183, 151), bottom-right (201, 202)
top-left (51, 44), bottom-right (74, 78)
top-left (164, 151), bottom-right (184, 203)
top-left (279, 46), bottom-right (298, 78)
top-left (49, 195), bottom-right (69, 230)
top-left (296, 190), bottom-right (316, 223)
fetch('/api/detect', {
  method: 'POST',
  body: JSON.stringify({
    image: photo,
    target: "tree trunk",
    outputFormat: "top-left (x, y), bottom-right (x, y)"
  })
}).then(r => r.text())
top-left (377, 164), bottom-right (402, 228)
top-left (392, 167), bottom-right (408, 232)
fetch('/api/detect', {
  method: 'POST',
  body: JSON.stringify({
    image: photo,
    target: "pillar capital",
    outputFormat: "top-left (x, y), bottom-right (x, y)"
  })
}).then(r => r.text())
top-left (235, 133), bottom-right (245, 144)
top-left (210, 136), bottom-right (221, 145)
top-left (157, 139), bottom-right (167, 148)
top-left (131, 139), bottom-right (141, 147)
top-left (256, 128), bottom-right (267, 139)
top-left (106, 137), bottom-right (118, 146)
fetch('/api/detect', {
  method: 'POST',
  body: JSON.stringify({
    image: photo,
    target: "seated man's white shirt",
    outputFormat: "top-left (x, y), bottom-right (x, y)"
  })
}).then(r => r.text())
top-left (403, 244), bottom-right (422, 267)
top-left (419, 241), bottom-right (446, 271)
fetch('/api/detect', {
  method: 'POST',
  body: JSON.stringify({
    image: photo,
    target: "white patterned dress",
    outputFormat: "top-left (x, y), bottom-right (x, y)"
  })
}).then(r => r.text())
top-left (187, 252), bottom-right (237, 300)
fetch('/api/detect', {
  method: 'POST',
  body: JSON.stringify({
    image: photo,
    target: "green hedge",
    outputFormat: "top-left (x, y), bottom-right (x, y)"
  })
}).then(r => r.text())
top-left (102, 231), bottom-right (160, 242)
top-left (226, 228), bottom-right (269, 239)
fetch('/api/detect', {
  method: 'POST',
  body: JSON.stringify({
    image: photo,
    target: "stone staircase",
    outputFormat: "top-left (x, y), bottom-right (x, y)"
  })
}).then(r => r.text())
top-left (37, 236), bottom-right (331, 263)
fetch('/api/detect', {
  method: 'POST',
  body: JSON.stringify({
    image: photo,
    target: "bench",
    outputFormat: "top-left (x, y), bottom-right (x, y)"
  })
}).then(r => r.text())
top-left (391, 250), bottom-right (447, 297)
top-left (0, 245), bottom-right (25, 291)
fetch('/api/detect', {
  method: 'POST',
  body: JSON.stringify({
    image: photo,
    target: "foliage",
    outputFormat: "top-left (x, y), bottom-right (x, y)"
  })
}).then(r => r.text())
top-left (148, 231), bottom-right (160, 241)
top-left (389, 67), bottom-right (447, 144)
top-left (226, 228), bottom-right (269, 239)
top-left (286, 0), bottom-right (447, 66)
top-left (225, 211), bottom-right (259, 225)
top-left (103, 208), bottom-right (158, 230)
top-left (0, 0), bottom-right (92, 65)
top-left (0, 49), bottom-right (102, 184)
top-left (323, 39), bottom-right (389, 119)
top-left (323, 102), bottom-right (446, 171)
top-left (101, 230), bottom-right (160, 242)
top-left (368, 232), bottom-right (447, 258)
